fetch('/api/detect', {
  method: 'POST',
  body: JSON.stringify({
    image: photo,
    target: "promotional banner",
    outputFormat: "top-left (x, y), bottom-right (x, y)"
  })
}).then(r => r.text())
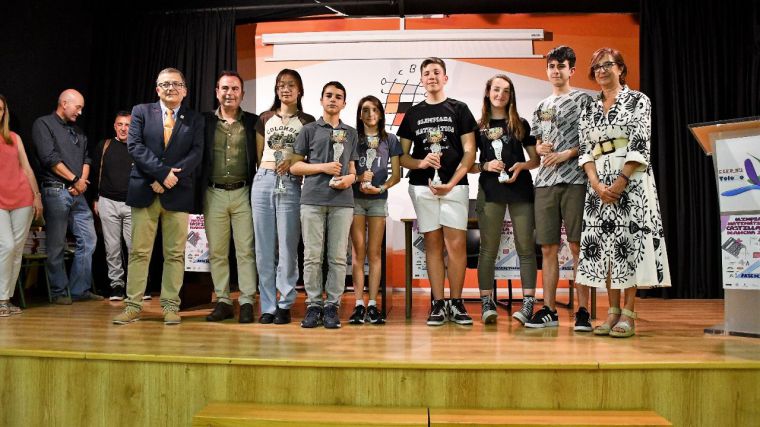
top-left (715, 135), bottom-right (760, 215)
top-left (720, 215), bottom-right (760, 290)
top-left (411, 218), bottom-right (575, 280)
top-left (185, 214), bottom-right (210, 272)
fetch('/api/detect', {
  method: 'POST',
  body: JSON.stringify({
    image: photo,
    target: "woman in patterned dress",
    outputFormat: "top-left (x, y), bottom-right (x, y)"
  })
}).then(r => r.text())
top-left (575, 48), bottom-right (671, 338)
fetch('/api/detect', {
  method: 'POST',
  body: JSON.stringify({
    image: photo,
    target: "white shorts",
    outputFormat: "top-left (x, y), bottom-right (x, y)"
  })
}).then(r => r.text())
top-left (408, 185), bottom-right (469, 233)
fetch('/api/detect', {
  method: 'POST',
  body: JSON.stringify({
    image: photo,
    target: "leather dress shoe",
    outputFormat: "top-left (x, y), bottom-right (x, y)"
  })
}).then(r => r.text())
top-left (206, 302), bottom-right (234, 322)
top-left (273, 307), bottom-right (291, 324)
top-left (259, 312), bottom-right (275, 324)
top-left (239, 303), bottom-right (254, 324)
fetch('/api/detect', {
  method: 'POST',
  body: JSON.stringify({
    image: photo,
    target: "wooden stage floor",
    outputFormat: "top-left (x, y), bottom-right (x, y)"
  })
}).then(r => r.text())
top-left (2, 293), bottom-right (760, 427)
top-left (1, 293), bottom-right (758, 369)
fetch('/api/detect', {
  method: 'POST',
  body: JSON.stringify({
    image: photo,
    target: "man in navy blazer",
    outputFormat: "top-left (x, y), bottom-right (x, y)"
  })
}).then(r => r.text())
top-left (113, 67), bottom-right (204, 325)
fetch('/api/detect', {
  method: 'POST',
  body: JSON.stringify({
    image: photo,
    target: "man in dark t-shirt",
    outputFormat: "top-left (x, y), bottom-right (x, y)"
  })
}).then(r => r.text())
top-left (398, 57), bottom-right (478, 326)
top-left (92, 111), bottom-right (134, 301)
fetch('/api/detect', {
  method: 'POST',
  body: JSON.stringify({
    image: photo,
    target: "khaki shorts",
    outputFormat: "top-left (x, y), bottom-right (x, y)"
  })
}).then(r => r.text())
top-left (534, 184), bottom-right (585, 244)
top-left (408, 185), bottom-right (469, 233)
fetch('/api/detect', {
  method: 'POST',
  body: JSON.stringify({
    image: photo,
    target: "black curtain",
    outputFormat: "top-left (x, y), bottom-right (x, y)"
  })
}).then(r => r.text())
top-left (86, 9), bottom-right (236, 141)
top-left (641, 0), bottom-right (760, 298)
top-left (84, 8), bottom-right (236, 296)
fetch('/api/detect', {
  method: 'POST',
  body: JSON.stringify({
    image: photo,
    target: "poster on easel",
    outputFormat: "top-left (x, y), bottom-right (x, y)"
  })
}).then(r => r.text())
top-left (185, 214), bottom-right (210, 272)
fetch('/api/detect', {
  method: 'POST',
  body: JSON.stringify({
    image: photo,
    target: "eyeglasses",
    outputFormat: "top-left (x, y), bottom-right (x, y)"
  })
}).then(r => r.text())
top-left (592, 61), bottom-right (618, 73)
top-left (157, 81), bottom-right (186, 90)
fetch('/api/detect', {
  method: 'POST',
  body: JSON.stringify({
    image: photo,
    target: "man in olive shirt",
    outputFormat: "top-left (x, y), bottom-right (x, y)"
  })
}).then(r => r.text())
top-left (200, 71), bottom-right (259, 324)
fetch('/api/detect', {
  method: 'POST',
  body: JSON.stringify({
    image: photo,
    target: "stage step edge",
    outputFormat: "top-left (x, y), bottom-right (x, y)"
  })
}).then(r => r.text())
top-left (192, 403), bottom-right (672, 427)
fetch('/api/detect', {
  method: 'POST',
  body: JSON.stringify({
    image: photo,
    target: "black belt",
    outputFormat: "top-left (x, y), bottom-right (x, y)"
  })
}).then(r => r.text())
top-left (42, 182), bottom-right (67, 189)
top-left (208, 181), bottom-right (246, 191)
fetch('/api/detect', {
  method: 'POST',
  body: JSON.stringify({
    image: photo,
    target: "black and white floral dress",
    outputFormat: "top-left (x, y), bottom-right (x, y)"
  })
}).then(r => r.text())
top-left (575, 86), bottom-right (671, 289)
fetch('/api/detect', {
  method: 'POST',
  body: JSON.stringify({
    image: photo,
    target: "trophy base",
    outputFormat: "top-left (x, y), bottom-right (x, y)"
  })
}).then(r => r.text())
top-left (498, 172), bottom-right (511, 183)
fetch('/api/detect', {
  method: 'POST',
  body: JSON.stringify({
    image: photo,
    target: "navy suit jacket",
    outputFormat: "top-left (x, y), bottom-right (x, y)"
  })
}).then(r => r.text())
top-left (126, 102), bottom-right (204, 212)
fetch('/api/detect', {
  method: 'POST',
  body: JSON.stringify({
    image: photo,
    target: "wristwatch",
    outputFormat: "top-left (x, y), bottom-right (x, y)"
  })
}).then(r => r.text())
top-left (378, 184), bottom-right (387, 194)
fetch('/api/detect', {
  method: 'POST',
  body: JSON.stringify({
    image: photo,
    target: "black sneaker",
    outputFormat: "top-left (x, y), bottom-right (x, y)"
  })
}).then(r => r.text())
top-left (448, 298), bottom-right (473, 325)
top-left (512, 296), bottom-right (535, 325)
top-left (525, 305), bottom-right (559, 328)
top-left (481, 297), bottom-right (498, 324)
top-left (301, 305), bottom-right (323, 328)
top-left (323, 303), bottom-right (341, 329)
top-left (273, 307), bottom-right (291, 324)
top-left (366, 305), bottom-right (385, 325)
top-left (109, 285), bottom-right (126, 301)
top-left (348, 305), bottom-right (366, 325)
top-left (574, 307), bottom-right (592, 332)
top-left (427, 299), bottom-right (448, 326)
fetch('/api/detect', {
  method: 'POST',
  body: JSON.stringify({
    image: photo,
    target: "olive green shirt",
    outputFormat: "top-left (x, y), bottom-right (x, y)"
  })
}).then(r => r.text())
top-left (211, 108), bottom-right (248, 184)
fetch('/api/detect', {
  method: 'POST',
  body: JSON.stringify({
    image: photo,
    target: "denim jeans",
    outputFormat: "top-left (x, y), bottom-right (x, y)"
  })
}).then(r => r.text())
top-left (41, 187), bottom-right (96, 298)
top-left (300, 204), bottom-right (354, 307)
top-left (251, 169), bottom-right (302, 313)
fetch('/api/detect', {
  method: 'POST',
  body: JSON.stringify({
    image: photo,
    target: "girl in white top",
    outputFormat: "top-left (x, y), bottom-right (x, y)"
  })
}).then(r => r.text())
top-left (252, 69), bottom-right (315, 324)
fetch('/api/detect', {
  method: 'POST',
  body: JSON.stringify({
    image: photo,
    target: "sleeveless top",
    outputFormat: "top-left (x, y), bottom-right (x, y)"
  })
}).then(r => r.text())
top-left (0, 132), bottom-right (34, 210)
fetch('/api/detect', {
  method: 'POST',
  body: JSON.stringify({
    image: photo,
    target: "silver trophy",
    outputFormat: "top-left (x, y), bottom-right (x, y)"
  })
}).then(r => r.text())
top-left (362, 136), bottom-right (379, 189)
top-left (271, 134), bottom-right (288, 194)
top-left (487, 127), bottom-right (509, 183)
top-left (539, 107), bottom-right (556, 166)
top-left (427, 130), bottom-right (444, 185)
top-left (329, 129), bottom-right (347, 187)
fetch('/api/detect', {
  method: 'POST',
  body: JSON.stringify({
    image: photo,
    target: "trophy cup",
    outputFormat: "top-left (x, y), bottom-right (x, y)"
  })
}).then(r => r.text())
top-left (329, 129), bottom-right (347, 187)
top-left (271, 133), bottom-right (288, 194)
top-left (486, 127), bottom-right (510, 183)
top-left (427, 129), bottom-right (444, 185)
top-left (539, 107), bottom-right (556, 166)
top-left (362, 136), bottom-right (379, 189)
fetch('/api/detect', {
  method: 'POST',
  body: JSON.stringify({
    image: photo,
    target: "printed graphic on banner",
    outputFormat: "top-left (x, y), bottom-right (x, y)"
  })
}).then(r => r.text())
top-left (721, 215), bottom-right (760, 290)
top-left (411, 218), bottom-right (575, 280)
top-left (379, 64), bottom-right (427, 132)
top-left (494, 217), bottom-right (520, 279)
top-left (185, 214), bottom-right (210, 272)
top-left (411, 220), bottom-right (429, 279)
top-left (557, 225), bottom-right (576, 280)
top-left (715, 135), bottom-right (760, 214)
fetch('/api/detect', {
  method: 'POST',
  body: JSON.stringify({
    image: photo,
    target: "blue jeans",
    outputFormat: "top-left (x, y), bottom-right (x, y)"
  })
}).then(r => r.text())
top-left (251, 169), bottom-right (302, 313)
top-left (41, 186), bottom-right (96, 298)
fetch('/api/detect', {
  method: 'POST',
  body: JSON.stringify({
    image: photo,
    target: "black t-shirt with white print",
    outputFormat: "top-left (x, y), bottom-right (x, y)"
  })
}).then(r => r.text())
top-left (397, 98), bottom-right (478, 186)
top-left (478, 118), bottom-right (536, 204)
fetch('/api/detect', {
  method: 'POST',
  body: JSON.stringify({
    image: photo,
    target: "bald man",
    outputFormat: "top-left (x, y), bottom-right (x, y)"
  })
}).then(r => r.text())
top-left (32, 89), bottom-right (103, 304)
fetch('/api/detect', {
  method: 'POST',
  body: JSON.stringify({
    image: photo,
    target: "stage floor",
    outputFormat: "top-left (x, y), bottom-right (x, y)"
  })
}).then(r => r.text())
top-left (1, 293), bottom-right (758, 369)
